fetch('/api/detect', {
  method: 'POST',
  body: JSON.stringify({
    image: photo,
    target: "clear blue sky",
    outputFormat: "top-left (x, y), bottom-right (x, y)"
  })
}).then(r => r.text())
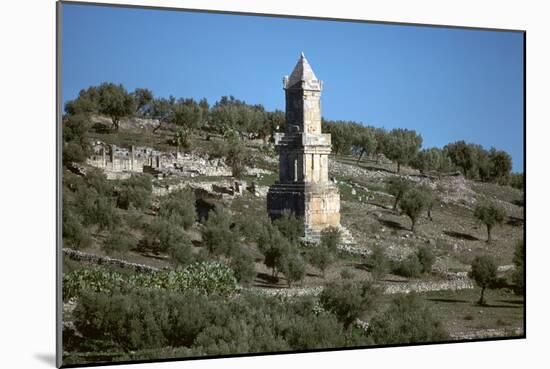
top-left (61, 3), bottom-right (524, 171)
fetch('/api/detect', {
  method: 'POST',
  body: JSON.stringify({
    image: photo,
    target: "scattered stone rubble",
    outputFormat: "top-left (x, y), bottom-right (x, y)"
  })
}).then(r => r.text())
top-left (152, 179), bottom-right (269, 200)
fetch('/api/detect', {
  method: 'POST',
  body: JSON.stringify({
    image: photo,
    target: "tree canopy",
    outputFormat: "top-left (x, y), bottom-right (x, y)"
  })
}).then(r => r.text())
top-left (474, 199), bottom-right (506, 243)
top-left (469, 255), bottom-right (497, 305)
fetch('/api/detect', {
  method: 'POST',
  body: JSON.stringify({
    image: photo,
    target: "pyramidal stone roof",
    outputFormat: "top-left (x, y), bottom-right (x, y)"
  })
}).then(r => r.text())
top-left (286, 52), bottom-right (318, 87)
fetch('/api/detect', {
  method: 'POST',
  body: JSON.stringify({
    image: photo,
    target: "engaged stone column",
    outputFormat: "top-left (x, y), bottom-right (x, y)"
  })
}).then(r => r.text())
top-left (130, 145), bottom-right (135, 171)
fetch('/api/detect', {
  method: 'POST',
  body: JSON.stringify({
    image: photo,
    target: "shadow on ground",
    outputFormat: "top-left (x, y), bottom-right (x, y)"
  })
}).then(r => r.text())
top-left (378, 218), bottom-right (407, 231)
top-left (427, 298), bottom-right (470, 304)
top-left (507, 216), bottom-right (524, 227)
top-left (443, 230), bottom-right (480, 241)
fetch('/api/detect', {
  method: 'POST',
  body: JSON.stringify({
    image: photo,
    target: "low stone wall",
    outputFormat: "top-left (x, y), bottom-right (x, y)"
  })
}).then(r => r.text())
top-left (450, 327), bottom-right (524, 340)
top-left (245, 286), bottom-right (324, 298)
top-left (383, 277), bottom-right (474, 294)
top-left (245, 275), bottom-right (475, 299)
top-left (62, 248), bottom-right (161, 273)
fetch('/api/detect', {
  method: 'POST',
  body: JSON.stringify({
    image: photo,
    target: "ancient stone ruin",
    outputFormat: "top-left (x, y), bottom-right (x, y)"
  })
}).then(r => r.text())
top-left (86, 143), bottom-right (232, 180)
top-left (267, 53), bottom-right (342, 242)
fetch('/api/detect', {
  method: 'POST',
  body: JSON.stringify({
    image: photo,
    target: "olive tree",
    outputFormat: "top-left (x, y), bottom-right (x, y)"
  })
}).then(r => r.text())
top-left (386, 177), bottom-right (412, 211)
top-left (202, 205), bottom-right (239, 258)
top-left (309, 244), bottom-right (334, 278)
top-left (366, 244), bottom-right (389, 281)
top-left (319, 281), bottom-right (380, 330)
top-left (384, 128), bottom-right (422, 173)
top-left (354, 126), bottom-right (377, 164)
top-left (512, 240), bottom-right (525, 295)
top-left (282, 253), bottom-right (306, 287)
top-left (444, 140), bottom-right (474, 177)
top-left (474, 199), bottom-right (506, 243)
top-left (399, 188), bottom-right (428, 232)
top-left (489, 148), bottom-right (513, 184)
top-left (97, 83), bottom-right (135, 131)
top-left (468, 255), bottom-right (497, 305)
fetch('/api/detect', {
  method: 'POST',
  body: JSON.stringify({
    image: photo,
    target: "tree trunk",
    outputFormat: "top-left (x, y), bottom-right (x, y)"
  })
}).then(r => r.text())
top-left (111, 117), bottom-right (120, 131)
top-left (411, 219), bottom-right (416, 232)
top-left (487, 225), bottom-right (492, 243)
top-left (478, 287), bottom-right (486, 305)
top-left (356, 149), bottom-right (365, 165)
top-left (153, 120), bottom-right (164, 133)
top-left (397, 162), bottom-right (401, 173)
top-left (393, 197), bottom-right (399, 211)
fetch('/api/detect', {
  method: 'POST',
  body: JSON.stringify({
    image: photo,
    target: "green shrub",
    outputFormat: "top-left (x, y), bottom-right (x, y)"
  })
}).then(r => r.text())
top-left (386, 177), bottom-right (412, 210)
top-left (167, 234), bottom-right (193, 266)
top-left (282, 253), bottom-right (306, 287)
top-left (366, 244), bottom-right (389, 281)
top-left (273, 210), bottom-right (304, 244)
top-left (237, 214), bottom-right (268, 241)
top-left (416, 245), bottom-right (435, 274)
top-left (229, 247), bottom-right (256, 285)
top-left (63, 141), bottom-right (88, 165)
top-left (116, 175), bottom-right (152, 210)
top-left (202, 205), bottom-right (239, 258)
top-left (512, 240), bottom-right (524, 295)
top-left (103, 232), bottom-right (135, 255)
top-left (158, 188), bottom-right (196, 229)
top-left (509, 173), bottom-right (524, 191)
top-left (63, 269), bottom-right (126, 301)
top-left (62, 114), bottom-right (90, 166)
top-left (319, 281), bottom-right (380, 329)
top-left (280, 312), bottom-right (347, 350)
top-left (73, 289), bottom-right (214, 350)
top-left (257, 222), bottom-right (292, 278)
top-left (63, 261), bottom-right (238, 301)
top-left (175, 261), bottom-right (238, 296)
top-left (62, 208), bottom-right (92, 250)
top-left (309, 244), bottom-right (334, 278)
top-left (125, 209), bottom-right (146, 230)
top-left (392, 253), bottom-right (423, 278)
top-left (368, 293), bottom-right (449, 344)
top-left (469, 255), bottom-right (497, 305)
top-left (320, 226), bottom-right (341, 252)
top-left (146, 217), bottom-right (190, 254)
top-left (68, 276), bottom-right (372, 356)
top-left (193, 315), bottom-right (290, 355)
top-left (76, 187), bottom-right (120, 232)
top-left (474, 199), bottom-right (506, 243)
top-left (85, 169), bottom-right (113, 197)
top-left (399, 187), bottom-right (428, 232)
top-left (225, 137), bottom-right (247, 178)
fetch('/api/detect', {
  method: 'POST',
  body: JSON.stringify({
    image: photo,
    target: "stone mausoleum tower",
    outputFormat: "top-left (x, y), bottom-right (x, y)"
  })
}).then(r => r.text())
top-left (267, 53), bottom-right (341, 242)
